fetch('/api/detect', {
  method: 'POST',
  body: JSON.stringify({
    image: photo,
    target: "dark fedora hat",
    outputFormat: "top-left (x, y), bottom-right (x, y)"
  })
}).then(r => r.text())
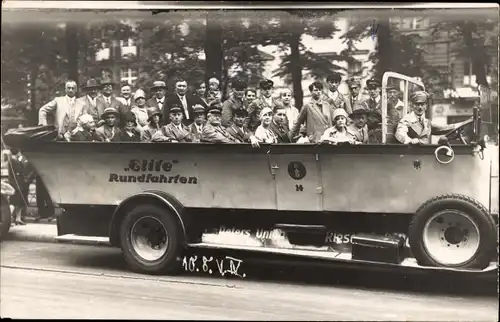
top-left (101, 77), bottom-right (116, 86)
top-left (83, 78), bottom-right (102, 90)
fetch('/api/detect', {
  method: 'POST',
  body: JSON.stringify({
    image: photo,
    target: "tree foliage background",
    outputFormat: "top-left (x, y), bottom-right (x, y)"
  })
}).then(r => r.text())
top-left (1, 8), bottom-right (498, 127)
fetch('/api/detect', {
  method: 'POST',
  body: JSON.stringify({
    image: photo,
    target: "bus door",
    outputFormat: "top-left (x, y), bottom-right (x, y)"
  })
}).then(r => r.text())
top-left (269, 153), bottom-right (322, 211)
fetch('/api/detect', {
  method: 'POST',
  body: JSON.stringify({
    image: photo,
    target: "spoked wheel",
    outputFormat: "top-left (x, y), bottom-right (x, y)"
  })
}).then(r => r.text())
top-left (409, 194), bottom-right (496, 269)
top-left (120, 204), bottom-right (184, 275)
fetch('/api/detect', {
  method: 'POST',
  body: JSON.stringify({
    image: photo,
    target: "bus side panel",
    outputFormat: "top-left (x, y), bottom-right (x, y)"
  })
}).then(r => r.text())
top-left (321, 153), bottom-right (490, 214)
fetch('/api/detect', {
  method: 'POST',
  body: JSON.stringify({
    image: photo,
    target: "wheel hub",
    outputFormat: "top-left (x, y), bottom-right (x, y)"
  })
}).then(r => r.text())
top-left (422, 210), bottom-right (480, 266)
top-left (130, 216), bottom-right (169, 262)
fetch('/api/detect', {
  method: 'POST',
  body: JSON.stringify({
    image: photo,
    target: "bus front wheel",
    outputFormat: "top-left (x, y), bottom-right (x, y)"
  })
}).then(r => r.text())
top-left (119, 204), bottom-right (184, 275)
top-left (409, 194), bottom-right (496, 270)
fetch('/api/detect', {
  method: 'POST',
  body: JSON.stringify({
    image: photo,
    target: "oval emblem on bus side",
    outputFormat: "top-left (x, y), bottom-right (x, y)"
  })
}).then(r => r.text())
top-left (288, 161), bottom-right (307, 180)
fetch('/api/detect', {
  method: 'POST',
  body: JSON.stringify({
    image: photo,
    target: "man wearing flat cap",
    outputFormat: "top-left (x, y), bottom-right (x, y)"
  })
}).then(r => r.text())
top-left (147, 80), bottom-right (168, 113)
top-left (189, 104), bottom-right (207, 143)
top-left (247, 78), bottom-right (279, 132)
top-left (95, 107), bottom-right (121, 142)
top-left (78, 78), bottom-right (107, 125)
top-left (324, 72), bottom-right (351, 115)
top-left (141, 107), bottom-right (163, 142)
top-left (152, 103), bottom-right (193, 143)
top-left (360, 77), bottom-right (385, 143)
top-left (345, 77), bottom-right (364, 113)
top-left (347, 106), bottom-right (369, 144)
top-left (221, 78), bottom-right (247, 127)
top-left (395, 91), bottom-right (466, 145)
top-left (201, 101), bottom-right (240, 143)
top-left (225, 108), bottom-right (259, 145)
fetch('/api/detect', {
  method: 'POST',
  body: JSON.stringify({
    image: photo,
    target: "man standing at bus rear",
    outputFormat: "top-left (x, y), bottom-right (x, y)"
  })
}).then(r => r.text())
top-left (324, 72), bottom-right (351, 114)
top-left (247, 79), bottom-right (278, 132)
top-left (221, 78), bottom-right (247, 127)
top-left (395, 91), bottom-right (465, 145)
top-left (290, 81), bottom-right (334, 143)
top-left (38, 80), bottom-right (84, 140)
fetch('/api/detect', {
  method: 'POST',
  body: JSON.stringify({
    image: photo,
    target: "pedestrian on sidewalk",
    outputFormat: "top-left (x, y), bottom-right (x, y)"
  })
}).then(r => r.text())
top-left (8, 148), bottom-right (32, 225)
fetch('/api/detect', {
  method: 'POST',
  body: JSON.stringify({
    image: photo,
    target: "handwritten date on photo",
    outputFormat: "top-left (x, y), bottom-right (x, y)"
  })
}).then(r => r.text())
top-left (181, 255), bottom-right (246, 278)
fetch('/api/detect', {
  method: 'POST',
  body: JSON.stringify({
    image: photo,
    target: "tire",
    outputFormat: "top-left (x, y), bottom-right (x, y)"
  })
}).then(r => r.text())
top-left (409, 194), bottom-right (497, 269)
top-left (119, 204), bottom-right (184, 275)
top-left (0, 196), bottom-right (12, 241)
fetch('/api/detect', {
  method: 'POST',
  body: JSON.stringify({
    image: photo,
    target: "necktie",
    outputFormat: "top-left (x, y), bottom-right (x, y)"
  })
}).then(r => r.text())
top-left (158, 100), bottom-right (162, 108)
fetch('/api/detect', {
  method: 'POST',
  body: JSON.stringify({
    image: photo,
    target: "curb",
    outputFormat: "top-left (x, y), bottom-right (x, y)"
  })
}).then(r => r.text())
top-left (4, 227), bottom-right (112, 247)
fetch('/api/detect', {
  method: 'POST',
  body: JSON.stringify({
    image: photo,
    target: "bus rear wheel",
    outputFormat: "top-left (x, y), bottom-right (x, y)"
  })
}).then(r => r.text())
top-left (119, 204), bottom-right (184, 275)
top-left (409, 194), bottom-right (496, 270)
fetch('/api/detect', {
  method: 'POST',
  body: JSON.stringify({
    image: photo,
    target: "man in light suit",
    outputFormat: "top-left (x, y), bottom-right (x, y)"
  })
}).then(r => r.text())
top-left (38, 80), bottom-right (85, 140)
top-left (78, 78), bottom-right (106, 125)
top-left (395, 91), bottom-right (465, 145)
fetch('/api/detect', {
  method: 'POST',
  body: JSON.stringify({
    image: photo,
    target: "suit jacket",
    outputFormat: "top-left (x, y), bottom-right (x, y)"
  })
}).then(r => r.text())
top-left (155, 123), bottom-right (192, 142)
top-left (345, 94), bottom-right (366, 114)
top-left (225, 124), bottom-right (253, 143)
top-left (38, 96), bottom-right (85, 136)
top-left (290, 99), bottom-right (334, 143)
top-left (324, 91), bottom-right (351, 114)
top-left (221, 96), bottom-right (245, 127)
top-left (189, 122), bottom-right (205, 143)
top-left (78, 95), bottom-right (107, 124)
top-left (247, 96), bottom-right (280, 132)
top-left (95, 125), bottom-right (121, 142)
top-left (147, 96), bottom-right (168, 115)
top-left (201, 123), bottom-right (236, 143)
top-left (395, 111), bottom-right (460, 145)
top-left (117, 96), bottom-right (134, 110)
top-left (347, 124), bottom-right (369, 144)
top-left (99, 95), bottom-right (126, 126)
top-left (165, 94), bottom-right (197, 126)
top-left (270, 121), bottom-right (291, 143)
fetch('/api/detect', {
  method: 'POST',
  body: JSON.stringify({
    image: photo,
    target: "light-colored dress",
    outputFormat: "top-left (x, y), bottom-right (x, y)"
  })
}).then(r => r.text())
top-left (254, 125), bottom-right (278, 143)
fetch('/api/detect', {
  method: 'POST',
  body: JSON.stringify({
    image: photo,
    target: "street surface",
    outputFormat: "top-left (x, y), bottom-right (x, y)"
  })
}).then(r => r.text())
top-left (1, 240), bottom-right (498, 320)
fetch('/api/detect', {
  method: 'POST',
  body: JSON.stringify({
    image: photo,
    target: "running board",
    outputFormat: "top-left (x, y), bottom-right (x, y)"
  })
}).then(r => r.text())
top-left (187, 242), bottom-right (498, 274)
top-left (54, 234), bottom-right (111, 246)
top-left (274, 224), bottom-right (327, 232)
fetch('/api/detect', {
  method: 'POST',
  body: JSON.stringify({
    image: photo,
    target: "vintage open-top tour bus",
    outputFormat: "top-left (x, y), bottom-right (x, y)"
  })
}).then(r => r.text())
top-left (2, 72), bottom-right (498, 276)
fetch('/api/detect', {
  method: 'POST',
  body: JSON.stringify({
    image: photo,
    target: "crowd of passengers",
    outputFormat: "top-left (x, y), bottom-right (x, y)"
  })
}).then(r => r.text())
top-left (37, 73), bottom-right (465, 146)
